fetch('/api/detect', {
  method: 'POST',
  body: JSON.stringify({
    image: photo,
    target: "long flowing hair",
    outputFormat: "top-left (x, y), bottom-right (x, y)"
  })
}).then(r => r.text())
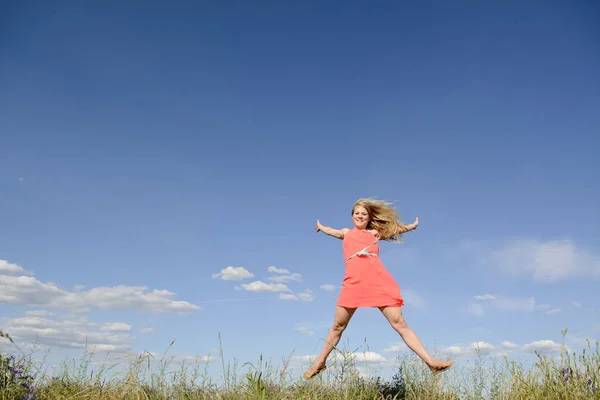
top-left (352, 198), bottom-right (410, 242)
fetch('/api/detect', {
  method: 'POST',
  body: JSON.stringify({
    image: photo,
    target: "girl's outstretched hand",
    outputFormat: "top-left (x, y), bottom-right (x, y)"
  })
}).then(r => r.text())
top-left (410, 217), bottom-right (419, 230)
top-left (315, 219), bottom-right (322, 232)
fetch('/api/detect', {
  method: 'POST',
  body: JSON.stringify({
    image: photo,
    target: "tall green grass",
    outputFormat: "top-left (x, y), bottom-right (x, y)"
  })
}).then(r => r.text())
top-left (1, 329), bottom-right (598, 399)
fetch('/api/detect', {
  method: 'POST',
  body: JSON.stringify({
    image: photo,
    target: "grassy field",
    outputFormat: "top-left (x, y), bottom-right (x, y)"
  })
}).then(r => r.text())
top-left (1, 329), bottom-right (598, 399)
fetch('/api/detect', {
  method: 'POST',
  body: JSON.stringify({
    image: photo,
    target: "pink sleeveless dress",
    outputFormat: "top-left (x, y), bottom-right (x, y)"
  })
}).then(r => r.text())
top-left (336, 228), bottom-right (404, 308)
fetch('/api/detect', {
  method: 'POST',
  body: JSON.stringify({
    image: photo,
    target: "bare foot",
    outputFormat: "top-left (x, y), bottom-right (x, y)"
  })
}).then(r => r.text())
top-left (428, 360), bottom-right (453, 375)
top-left (303, 362), bottom-right (327, 380)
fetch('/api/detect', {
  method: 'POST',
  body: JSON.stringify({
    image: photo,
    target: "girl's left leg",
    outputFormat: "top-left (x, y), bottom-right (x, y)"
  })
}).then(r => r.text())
top-left (378, 306), bottom-right (453, 374)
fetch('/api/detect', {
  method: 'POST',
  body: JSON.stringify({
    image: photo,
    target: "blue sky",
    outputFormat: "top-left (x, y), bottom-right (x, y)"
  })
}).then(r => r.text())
top-left (1, 1), bottom-right (599, 381)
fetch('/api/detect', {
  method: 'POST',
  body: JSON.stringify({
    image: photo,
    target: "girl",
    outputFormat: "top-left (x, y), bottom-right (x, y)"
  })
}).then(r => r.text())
top-left (304, 198), bottom-right (453, 379)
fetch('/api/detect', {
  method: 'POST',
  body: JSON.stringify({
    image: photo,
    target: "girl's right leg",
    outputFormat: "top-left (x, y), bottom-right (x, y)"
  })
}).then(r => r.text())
top-left (303, 306), bottom-right (356, 379)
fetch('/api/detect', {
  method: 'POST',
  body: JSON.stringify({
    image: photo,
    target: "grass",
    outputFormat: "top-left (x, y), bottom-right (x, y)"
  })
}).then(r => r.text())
top-left (0, 329), bottom-right (598, 399)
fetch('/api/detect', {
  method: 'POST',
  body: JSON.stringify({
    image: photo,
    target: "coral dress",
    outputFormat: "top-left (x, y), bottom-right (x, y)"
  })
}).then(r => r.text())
top-left (336, 228), bottom-right (404, 308)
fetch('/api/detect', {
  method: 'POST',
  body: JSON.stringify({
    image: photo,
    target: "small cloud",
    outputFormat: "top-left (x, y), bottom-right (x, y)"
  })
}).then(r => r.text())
top-left (352, 351), bottom-right (387, 363)
top-left (382, 343), bottom-right (408, 353)
top-left (501, 341), bottom-right (517, 349)
top-left (471, 341), bottom-right (496, 354)
top-left (442, 341), bottom-right (506, 358)
top-left (523, 340), bottom-right (569, 354)
top-left (473, 239), bottom-right (600, 283)
top-left (546, 308), bottom-right (561, 315)
top-left (474, 294), bottom-right (495, 301)
top-left (320, 284), bottom-right (336, 291)
top-left (267, 266), bottom-right (290, 274)
top-left (472, 295), bottom-right (536, 313)
top-left (240, 281), bottom-right (291, 293)
top-left (1, 315), bottom-right (133, 353)
top-left (298, 289), bottom-right (315, 302)
top-left (293, 351), bottom-right (388, 366)
top-left (71, 307), bottom-right (92, 314)
top-left (0, 259), bottom-right (33, 276)
top-left (279, 289), bottom-right (315, 302)
top-left (73, 285), bottom-right (86, 292)
top-left (22, 310), bottom-right (54, 317)
top-left (0, 268), bottom-right (200, 313)
top-left (267, 273), bottom-right (303, 283)
top-left (212, 266), bottom-right (254, 281)
top-left (571, 301), bottom-right (582, 308)
top-left (295, 326), bottom-right (314, 336)
top-left (100, 322), bottom-right (132, 332)
top-left (442, 346), bottom-right (464, 357)
top-left (148, 354), bottom-right (216, 364)
top-left (140, 327), bottom-right (154, 333)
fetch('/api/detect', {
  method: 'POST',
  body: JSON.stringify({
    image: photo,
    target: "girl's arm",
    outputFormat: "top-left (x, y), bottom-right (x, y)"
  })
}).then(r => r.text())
top-left (396, 217), bottom-right (419, 234)
top-left (316, 219), bottom-right (349, 239)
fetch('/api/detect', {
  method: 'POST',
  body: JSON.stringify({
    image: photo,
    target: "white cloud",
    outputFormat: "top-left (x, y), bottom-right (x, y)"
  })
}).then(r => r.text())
top-left (474, 294), bottom-right (495, 300)
top-left (382, 343), bottom-right (408, 353)
top-left (240, 281), bottom-right (291, 293)
top-left (523, 340), bottom-right (569, 354)
top-left (298, 289), bottom-right (315, 302)
top-left (212, 266), bottom-right (254, 281)
top-left (279, 289), bottom-right (315, 302)
top-left (0, 259), bottom-right (32, 275)
top-left (0, 275), bottom-right (70, 306)
top-left (83, 286), bottom-right (199, 313)
top-left (352, 351), bottom-right (387, 363)
top-left (22, 310), bottom-right (54, 317)
top-left (501, 341), bottom-right (517, 349)
top-left (472, 294), bottom-right (536, 313)
top-left (163, 355), bottom-right (216, 363)
top-left (0, 259), bottom-right (200, 314)
top-left (0, 315), bottom-right (133, 353)
top-left (100, 322), bottom-right (132, 332)
top-left (293, 351), bottom-right (388, 365)
top-left (127, 351), bottom-right (216, 365)
top-left (442, 346), bottom-right (464, 357)
top-left (295, 326), bottom-right (314, 336)
top-left (571, 301), bottom-right (582, 307)
top-left (471, 341), bottom-right (496, 354)
top-left (140, 327), bottom-right (154, 333)
top-left (267, 273), bottom-right (303, 283)
top-left (267, 266), bottom-right (290, 274)
top-left (442, 341), bottom-right (507, 358)
top-left (477, 239), bottom-right (600, 283)
top-left (320, 284), bottom-right (336, 291)
top-left (546, 308), bottom-right (561, 315)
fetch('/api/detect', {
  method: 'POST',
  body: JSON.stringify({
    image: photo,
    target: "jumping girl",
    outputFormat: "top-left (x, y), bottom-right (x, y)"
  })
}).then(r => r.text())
top-left (304, 198), bottom-right (453, 379)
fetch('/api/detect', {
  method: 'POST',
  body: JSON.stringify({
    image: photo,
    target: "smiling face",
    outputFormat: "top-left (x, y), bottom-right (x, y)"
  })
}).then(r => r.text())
top-left (352, 205), bottom-right (370, 229)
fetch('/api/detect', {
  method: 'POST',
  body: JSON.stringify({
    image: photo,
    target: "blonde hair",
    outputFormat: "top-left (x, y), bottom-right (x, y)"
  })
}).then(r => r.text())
top-left (352, 198), bottom-right (410, 242)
